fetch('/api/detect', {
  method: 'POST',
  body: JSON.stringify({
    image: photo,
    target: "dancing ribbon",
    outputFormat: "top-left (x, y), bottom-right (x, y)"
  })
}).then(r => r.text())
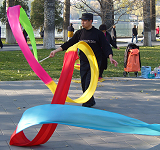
top-left (7, 5), bottom-right (98, 146)
top-left (19, 6), bottom-right (38, 61)
top-left (7, 5), bottom-right (160, 147)
top-left (17, 104), bottom-right (160, 136)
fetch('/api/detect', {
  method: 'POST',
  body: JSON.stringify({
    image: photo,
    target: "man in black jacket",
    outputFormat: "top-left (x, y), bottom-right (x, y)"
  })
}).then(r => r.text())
top-left (131, 25), bottom-right (138, 43)
top-left (99, 24), bottom-right (119, 80)
top-left (49, 13), bottom-right (118, 107)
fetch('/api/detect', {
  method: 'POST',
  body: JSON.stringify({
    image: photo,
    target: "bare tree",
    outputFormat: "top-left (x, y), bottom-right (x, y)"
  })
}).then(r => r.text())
top-left (143, 0), bottom-right (152, 46)
top-left (99, 0), bottom-right (113, 31)
top-left (71, 0), bottom-right (143, 30)
top-left (6, 0), bottom-right (16, 44)
top-left (43, 0), bottom-right (55, 49)
top-left (63, 0), bottom-right (70, 42)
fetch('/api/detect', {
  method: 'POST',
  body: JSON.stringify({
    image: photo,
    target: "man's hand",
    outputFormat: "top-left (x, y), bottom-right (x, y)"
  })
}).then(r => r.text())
top-left (117, 47), bottom-right (120, 50)
top-left (49, 50), bottom-right (57, 58)
top-left (49, 47), bottom-right (63, 58)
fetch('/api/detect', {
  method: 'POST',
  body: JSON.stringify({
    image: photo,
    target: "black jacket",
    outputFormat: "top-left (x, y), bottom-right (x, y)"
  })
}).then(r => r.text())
top-left (68, 26), bottom-right (74, 32)
top-left (61, 26), bottom-right (113, 62)
top-left (132, 28), bottom-right (137, 36)
top-left (105, 31), bottom-right (117, 48)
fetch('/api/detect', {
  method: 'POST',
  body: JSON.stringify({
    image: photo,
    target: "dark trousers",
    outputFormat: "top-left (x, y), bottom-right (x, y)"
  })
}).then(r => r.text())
top-left (80, 60), bottom-right (101, 105)
top-left (99, 55), bottom-right (108, 78)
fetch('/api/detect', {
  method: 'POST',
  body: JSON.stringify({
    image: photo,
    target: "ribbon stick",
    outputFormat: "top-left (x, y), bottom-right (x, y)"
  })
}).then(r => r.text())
top-left (39, 56), bottom-right (50, 63)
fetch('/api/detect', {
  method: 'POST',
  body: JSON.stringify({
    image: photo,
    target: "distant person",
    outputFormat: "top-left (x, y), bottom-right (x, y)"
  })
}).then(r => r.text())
top-left (0, 26), bottom-right (3, 48)
top-left (156, 26), bottom-right (159, 37)
top-left (99, 24), bottom-right (119, 80)
top-left (40, 30), bottom-right (44, 38)
top-left (111, 25), bottom-right (117, 44)
top-left (23, 29), bottom-right (28, 42)
top-left (141, 30), bottom-right (144, 43)
top-left (68, 23), bottom-right (74, 40)
top-left (131, 25), bottom-right (138, 43)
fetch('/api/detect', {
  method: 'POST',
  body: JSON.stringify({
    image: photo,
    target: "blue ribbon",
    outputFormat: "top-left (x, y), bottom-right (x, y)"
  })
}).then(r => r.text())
top-left (17, 104), bottom-right (160, 136)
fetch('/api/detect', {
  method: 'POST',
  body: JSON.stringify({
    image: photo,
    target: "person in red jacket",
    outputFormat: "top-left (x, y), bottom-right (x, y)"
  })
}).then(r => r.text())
top-left (156, 26), bottom-right (159, 37)
top-left (49, 13), bottom-right (118, 107)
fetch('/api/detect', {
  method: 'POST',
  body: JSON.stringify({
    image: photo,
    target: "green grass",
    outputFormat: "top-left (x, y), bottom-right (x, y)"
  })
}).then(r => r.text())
top-left (1, 38), bottom-right (64, 45)
top-left (0, 45), bottom-right (160, 81)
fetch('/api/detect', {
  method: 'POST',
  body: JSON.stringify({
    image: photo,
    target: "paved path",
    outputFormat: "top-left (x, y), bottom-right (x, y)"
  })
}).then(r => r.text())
top-left (117, 37), bottom-right (160, 47)
top-left (0, 77), bottom-right (160, 150)
top-left (0, 44), bottom-right (44, 51)
top-left (0, 38), bottom-right (160, 149)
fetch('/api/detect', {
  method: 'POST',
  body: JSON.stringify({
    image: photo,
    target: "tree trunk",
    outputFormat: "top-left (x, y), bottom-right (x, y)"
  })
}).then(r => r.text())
top-left (6, 0), bottom-right (16, 44)
top-left (63, 0), bottom-right (70, 42)
top-left (43, 0), bottom-right (55, 49)
top-left (150, 0), bottom-right (156, 41)
top-left (101, 0), bottom-right (113, 32)
top-left (143, 0), bottom-right (152, 46)
top-left (111, 0), bottom-right (114, 26)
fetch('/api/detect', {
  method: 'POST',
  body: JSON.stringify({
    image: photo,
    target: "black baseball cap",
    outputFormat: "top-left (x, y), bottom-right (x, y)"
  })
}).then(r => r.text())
top-left (79, 13), bottom-right (93, 20)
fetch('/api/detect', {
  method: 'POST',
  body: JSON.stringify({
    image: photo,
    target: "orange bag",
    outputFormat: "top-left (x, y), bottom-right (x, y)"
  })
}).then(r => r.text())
top-left (124, 49), bottom-right (141, 72)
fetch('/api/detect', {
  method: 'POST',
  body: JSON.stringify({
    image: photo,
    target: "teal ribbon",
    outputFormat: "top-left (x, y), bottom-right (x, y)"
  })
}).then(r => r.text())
top-left (17, 104), bottom-right (160, 136)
